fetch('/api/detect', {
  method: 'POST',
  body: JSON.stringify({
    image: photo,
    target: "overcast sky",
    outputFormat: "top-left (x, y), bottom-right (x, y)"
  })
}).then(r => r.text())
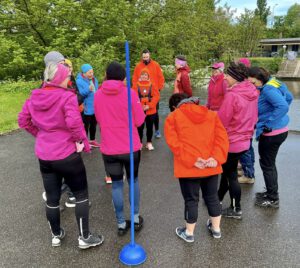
top-left (218, 0), bottom-right (298, 17)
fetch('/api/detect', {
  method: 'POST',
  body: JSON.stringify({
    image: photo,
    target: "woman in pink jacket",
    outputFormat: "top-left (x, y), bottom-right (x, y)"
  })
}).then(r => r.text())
top-left (94, 62), bottom-right (145, 236)
top-left (207, 62), bottom-right (227, 111)
top-left (217, 62), bottom-right (259, 219)
top-left (18, 63), bottom-right (104, 249)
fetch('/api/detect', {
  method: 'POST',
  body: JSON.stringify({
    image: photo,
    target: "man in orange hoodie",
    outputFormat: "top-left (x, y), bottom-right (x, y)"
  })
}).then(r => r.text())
top-left (165, 94), bottom-right (229, 242)
top-left (132, 49), bottom-right (165, 138)
top-left (133, 68), bottom-right (160, 150)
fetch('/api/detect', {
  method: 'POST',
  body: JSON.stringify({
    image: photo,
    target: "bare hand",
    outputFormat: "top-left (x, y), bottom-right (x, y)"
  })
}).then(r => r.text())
top-left (143, 105), bottom-right (149, 111)
top-left (76, 142), bottom-right (85, 152)
top-left (194, 158), bottom-right (206, 169)
top-left (205, 157), bottom-right (218, 168)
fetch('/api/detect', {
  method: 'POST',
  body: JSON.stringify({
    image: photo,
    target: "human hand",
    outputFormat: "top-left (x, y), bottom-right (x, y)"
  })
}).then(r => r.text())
top-left (194, 158), bottom-right (207, 169)
top-left (205, 157), bottom-right (218, 168)
top-left (143, 105), bottom-right (149, 111)
top-left (76, 141), bottom-right (85, 152)
top-left (89, 85), bottom-right (94, 91)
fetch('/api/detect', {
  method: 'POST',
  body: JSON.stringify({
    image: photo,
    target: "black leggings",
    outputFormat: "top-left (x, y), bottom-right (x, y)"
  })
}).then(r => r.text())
top-left (218, 151), bottom-right (245, 209)
top-left (39, 152), bottom-right (89, 237)
top-left (138, 114), bottom-right (156, 143)
top-left (83, 114), bottom-right (97, 140)
top-left (179, 175), bottom-right (221, 224)
top-left (102, 151), bottom-right (141, 181)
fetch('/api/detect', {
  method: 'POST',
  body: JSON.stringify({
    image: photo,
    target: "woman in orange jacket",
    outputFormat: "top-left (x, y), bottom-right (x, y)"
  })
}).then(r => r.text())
top-left (165, 94), bottom-right (229, 242)
top-left (133, 69), bottom-right (160, 150)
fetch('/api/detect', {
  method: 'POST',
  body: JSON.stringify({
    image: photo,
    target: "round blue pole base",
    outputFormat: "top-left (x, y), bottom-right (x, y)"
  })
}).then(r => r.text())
top-left (119, 243), bottom-right (147, 266)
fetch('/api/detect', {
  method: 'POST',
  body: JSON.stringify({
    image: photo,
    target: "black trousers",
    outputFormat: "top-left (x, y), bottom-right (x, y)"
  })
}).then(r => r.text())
top-left (258, 132), bottom-right (288, 200)
top-left (154, 102), bottom-right (159, 131)
top-left (138, 114), bottom-right (156, 143)
top-left (83, 114), bottom-right (97, 140)
top-left (102, 151), bottom-right (141, 181)
top-left (218, 151), bottom-right (245, 209)
top-left (39, 152), bottom-right (89, 237)
top-left (179, 175), bottom-right (221, 224)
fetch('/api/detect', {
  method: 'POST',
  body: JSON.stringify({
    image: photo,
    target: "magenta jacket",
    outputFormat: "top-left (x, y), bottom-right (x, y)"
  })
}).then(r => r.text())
top-left (218, 80), bottom-right (259, 153)
top-left (207, 73), bottom-right (227, 111)
top-left (18, 86), bottom-right (90, 161)
top-left (94, 80), bottom-right (145, 155)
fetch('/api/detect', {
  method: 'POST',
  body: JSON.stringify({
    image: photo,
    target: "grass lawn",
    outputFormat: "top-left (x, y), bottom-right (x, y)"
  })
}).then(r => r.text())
top-left (0, 91), bottom-right (30, 134)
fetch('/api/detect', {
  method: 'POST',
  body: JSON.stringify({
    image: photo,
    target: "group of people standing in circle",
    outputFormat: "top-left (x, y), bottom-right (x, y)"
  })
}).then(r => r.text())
top-left (18, 48), bottom-right (293, 249)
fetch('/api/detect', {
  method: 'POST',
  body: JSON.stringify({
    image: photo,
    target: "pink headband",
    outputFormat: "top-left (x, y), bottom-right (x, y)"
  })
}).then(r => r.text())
top-left (175, 58), bottom-right (187, 67)
top-left (47, 64), bottom-right (70, 86)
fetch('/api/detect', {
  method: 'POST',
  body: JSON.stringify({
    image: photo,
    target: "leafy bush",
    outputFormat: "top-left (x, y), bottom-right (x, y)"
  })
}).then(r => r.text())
top-left (249, 57), bottom-right (282, 74)
top-left (0, 79), bottom-right (40, 93)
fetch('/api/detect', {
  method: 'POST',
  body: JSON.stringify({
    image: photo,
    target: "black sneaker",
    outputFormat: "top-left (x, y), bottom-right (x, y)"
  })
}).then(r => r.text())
top-left (65, 197), bottom-right (76, 208)
top-left (78, 233), bottom-right (104, 249)
top-left (134, 216), bottom-right (144, 232)
top-left (255, 196), bottom-right (279, 208)
top-left (118, 220), bottom-right (131, 236)
top-left (222, 206), bottom-right (242, 220)
top-left (255, 191), bottom-right (268, 199)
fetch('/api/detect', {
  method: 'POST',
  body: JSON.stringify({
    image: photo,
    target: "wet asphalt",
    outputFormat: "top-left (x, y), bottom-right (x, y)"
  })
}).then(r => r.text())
top-left (0, 121), bottom-right (300, 268)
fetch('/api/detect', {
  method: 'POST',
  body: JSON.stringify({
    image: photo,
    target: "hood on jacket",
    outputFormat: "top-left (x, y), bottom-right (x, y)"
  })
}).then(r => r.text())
top-left (100, 80), bottom-right (126, 95)
top-left (231, 80), bottom-right (259, 101)
top-left (30, 88), bottom-right (66, 111)
top-left (178, 102), bottom-right (208, 124)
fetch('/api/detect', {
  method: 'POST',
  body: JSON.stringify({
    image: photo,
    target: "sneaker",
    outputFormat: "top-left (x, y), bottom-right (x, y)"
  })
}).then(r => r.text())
top-left (52, 228), bottom-right (65, 247)
top-left (134, 216), bottom-right (144, 232)
top-left (78, 233), bottom-right (104, 249)
top-left (89, 140), bottom-right (100, 148)
top-left (255, 196), bottom-right (279, 208)
top-left (255, 190), bottom-right (268, 199)
top-left (222, 206), bottom-right (242, 220)
top-left (154, 130), bottom-right (161, 139)
top-left (238, 175), bottom-right (255, 184)
top-left (42, 191), bottom-right (47, 202)
top-left (175, 227), bottom-right (194, 243)
top-left (118, 220), bottom-right (131, 236)
top-left (237, 169), bottom-right (243, 177)
top-left (146, 143), bottom-right (154, 151)
top-left (206, 219), bottom-right (221, 239)
top-left (65, 197), bottom-right (76, 208)
top-left (105, 176), bottom-right (112, 184)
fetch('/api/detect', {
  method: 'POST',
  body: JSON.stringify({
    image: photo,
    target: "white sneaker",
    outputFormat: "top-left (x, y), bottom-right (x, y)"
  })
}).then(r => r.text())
top-left (42, 192), bottom-right (47, 202)
top-left (78, 233), bottom-right (104, 249)
top-left (52, 228), bottom-right (65, 247)
top-left (146, 143), bottom-right (154, 151)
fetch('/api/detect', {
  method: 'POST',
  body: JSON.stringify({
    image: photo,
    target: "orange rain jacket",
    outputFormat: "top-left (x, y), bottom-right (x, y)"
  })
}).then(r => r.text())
top-left (132, 60), bottom-right (165, 91)
top-left (165, 103), bottom-right (229, 178)
top-left (134, 80), bottom-right (160, 116)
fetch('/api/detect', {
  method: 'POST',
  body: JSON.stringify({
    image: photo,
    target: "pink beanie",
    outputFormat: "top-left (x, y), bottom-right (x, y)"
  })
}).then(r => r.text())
top-left (238, 58), bottom-right (251, 67)
top-left (48, 64), bottom-right (70, 86)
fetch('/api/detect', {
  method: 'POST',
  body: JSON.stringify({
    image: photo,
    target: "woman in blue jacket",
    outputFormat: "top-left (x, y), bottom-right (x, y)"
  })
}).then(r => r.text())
top-left (76, 64), bottom-right (100, 148)
top-left (248, 67), bottom-right (293, 208)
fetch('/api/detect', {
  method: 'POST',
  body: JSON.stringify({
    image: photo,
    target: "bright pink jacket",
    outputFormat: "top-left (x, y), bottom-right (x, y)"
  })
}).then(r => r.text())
top-left (207, 73), bottom-right (227, 111)
top-left (94, 80), bottom-right (145, 155)
top-left (218, 80), bottom-right (259, 153)
top-left (18, 86), bottom-right (90, 161)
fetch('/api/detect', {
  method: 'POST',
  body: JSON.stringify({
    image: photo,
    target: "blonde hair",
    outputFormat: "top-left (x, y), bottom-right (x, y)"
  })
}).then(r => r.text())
top-left (44, 63), bottom-right (58, 82)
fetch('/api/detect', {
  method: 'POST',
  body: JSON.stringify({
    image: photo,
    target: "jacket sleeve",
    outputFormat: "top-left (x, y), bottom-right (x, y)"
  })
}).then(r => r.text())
top-left (211, 115), bottom-right (229, 165)
top-left (131, 90), bottom-right (146, 127)
top-left (217, 93), bottom-right (234, 129)
top-left (64, 94), bottom-right (90, 152)
top-left (76, 78), bottom-right (90, 98)
top-left (222, 79), bottom-right (228, 96)
top-left (164, 113), bottom-right (198, 168)
top-left (18, 99), bottom-right (39, 137)
top-left (264, 86), bottom-right (289, 127)
top-left (148, 86), bottom-right (160, 109)
top-left (156, 63), bottom-right (165, 90)
top-left (132, 65), bottom-right (140, 91)
top-left (181, 72), bottom-right (192, 97)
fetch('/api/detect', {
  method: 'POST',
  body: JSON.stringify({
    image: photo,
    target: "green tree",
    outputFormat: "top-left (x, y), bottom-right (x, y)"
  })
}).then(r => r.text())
top-left (255, 0), bottom-right (270, 25)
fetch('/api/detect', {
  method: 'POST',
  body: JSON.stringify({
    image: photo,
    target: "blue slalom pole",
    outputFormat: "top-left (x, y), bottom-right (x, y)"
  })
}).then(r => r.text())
top-left (119, 41), bottom-right (147, 266)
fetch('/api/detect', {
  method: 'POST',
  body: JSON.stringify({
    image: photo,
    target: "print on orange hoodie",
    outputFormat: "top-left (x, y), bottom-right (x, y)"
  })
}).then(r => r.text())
top-left (165, 101), bottom-right (229, 178)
